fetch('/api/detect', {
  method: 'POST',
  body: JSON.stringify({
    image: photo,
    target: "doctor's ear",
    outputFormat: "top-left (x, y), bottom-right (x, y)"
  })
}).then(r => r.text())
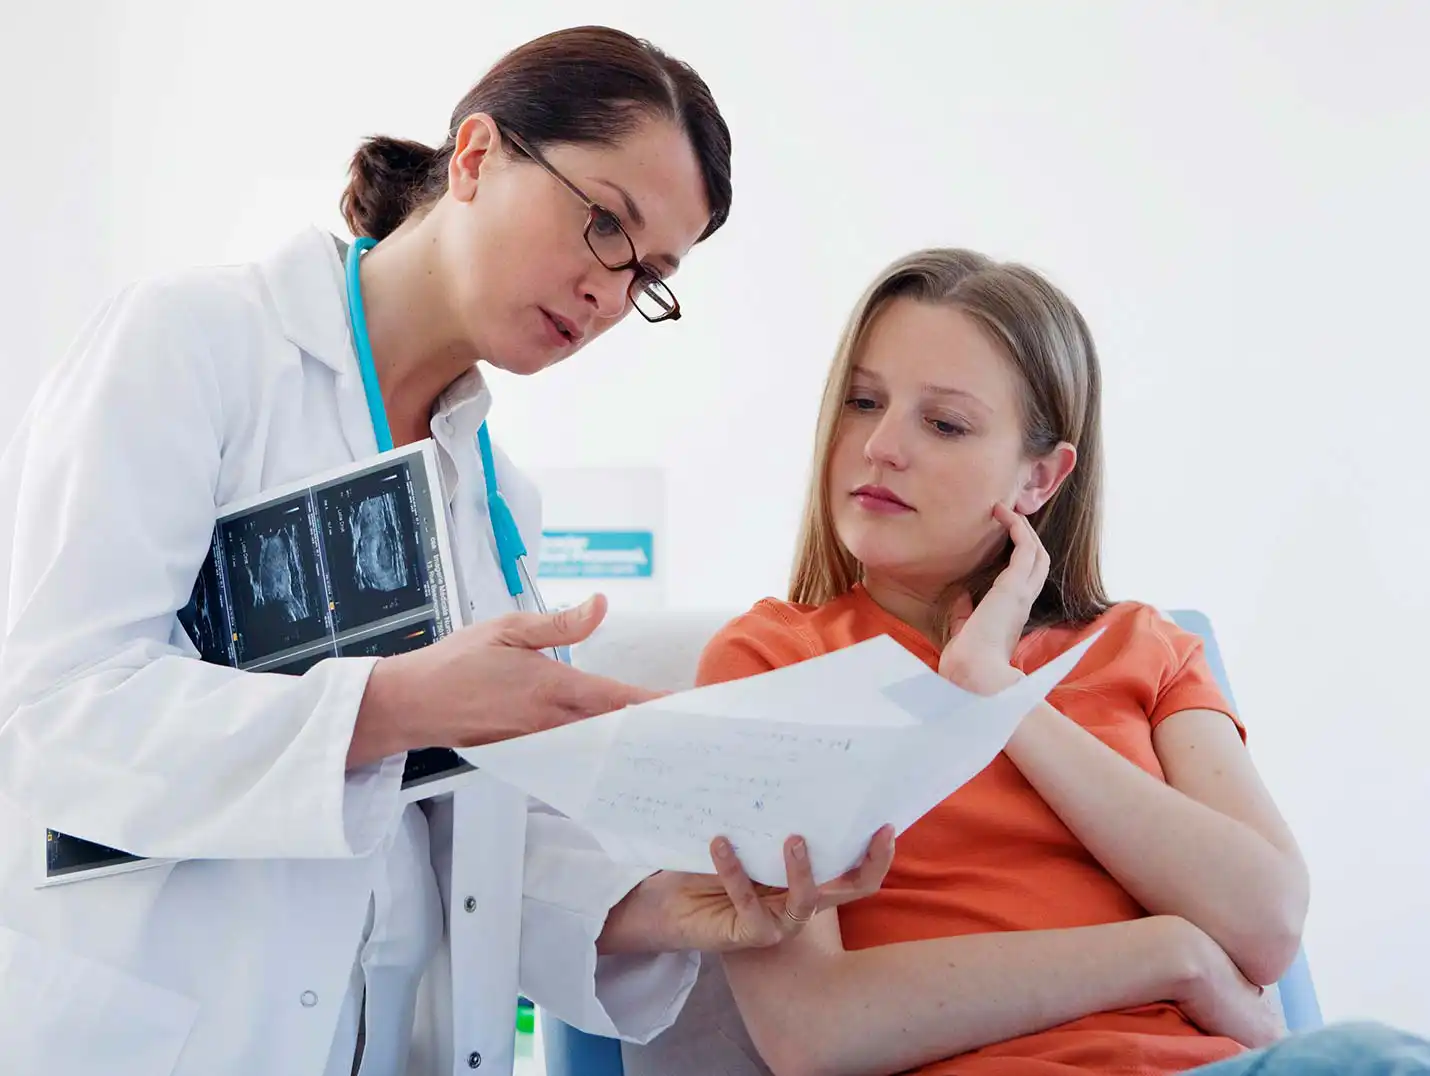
top-left (448, 114), bottom-right (502, 202)
top-left (1012, 442), bottom-right (1077, 516)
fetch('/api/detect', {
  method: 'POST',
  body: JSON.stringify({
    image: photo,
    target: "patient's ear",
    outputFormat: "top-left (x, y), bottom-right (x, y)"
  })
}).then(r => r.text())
top-left (1013, 442), bottom-right (1076, 516)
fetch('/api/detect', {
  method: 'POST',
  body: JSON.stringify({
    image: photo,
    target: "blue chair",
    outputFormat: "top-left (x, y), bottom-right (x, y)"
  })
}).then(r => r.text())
top-left (1167, 610), bottom-right (1323, 1035)
top-left (543, 610), bottom-right (1322, 1075)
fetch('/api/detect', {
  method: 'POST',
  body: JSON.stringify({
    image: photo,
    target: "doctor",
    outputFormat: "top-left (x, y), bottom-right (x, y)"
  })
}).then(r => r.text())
top-left (0, 25), bottom-right (894, 1076)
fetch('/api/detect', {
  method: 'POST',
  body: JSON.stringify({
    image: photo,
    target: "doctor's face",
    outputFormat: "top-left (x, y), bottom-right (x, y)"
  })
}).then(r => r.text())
top-left (441, 113), bottom-right (711, 375)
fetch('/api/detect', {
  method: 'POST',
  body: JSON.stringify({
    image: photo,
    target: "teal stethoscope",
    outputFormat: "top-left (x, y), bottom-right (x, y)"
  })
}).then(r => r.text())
top-left (345, 235), bottom-right (570, 663)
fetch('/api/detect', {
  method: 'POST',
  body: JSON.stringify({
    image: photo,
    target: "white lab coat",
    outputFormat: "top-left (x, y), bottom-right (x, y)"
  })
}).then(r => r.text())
top-left (0, 228), bottom-right (699, 1076)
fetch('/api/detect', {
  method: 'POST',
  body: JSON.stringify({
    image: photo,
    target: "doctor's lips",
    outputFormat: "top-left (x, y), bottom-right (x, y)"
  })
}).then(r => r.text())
top-left (852, 484), bottom-right (914, 513)
top-left (540, 308), bottom-right (585, 345)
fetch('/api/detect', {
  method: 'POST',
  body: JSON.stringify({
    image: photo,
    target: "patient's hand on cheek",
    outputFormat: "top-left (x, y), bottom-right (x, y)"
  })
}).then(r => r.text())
top-left (938, 503), bottom-right (1046, 695)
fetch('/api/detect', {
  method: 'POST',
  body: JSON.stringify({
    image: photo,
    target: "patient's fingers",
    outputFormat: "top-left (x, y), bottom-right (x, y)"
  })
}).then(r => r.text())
top-left (816, 825), bottom-right (896, 910)
top-left (778, 836), bottom-right (820, 931)
top-left (704, 829), bottom-right (895, 949)
top-left (993, 504), bottom-right (1048, 596)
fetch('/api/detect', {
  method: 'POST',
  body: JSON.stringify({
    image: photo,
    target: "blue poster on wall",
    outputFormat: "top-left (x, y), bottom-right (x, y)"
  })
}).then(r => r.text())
top-left (538, 530), bottom-right (654, 578)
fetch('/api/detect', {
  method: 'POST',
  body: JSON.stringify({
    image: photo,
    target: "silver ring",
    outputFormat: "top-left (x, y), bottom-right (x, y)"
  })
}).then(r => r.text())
top-left (782, 905), bottom-right (814, 925)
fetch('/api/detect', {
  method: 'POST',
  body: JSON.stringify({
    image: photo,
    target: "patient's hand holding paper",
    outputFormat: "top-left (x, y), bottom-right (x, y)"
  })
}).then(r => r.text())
top-left (458, 631), bottom-right (1098, 887)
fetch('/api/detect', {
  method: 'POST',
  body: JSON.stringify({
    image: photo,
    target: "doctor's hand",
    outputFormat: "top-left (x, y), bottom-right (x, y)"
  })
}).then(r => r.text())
top-left (597, 826), bottom-right (896, 955)
top-left (348, 594), bottom-right (659, 769)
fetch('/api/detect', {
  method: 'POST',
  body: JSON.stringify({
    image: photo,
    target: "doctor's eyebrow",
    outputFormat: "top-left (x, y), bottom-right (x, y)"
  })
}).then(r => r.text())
top-left (592, 178), bottom-right (681, 274)
top-left (594, 178), bottom-right (646, 229)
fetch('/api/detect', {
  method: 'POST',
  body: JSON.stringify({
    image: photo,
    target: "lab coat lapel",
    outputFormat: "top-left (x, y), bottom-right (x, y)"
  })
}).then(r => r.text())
top-left (256, 228), bottom-right (379, 462)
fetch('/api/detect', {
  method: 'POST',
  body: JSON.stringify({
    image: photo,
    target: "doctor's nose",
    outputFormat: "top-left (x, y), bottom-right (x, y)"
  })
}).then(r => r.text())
top-left (864, 415), bottom-right (910, 471)
top-left (582, 268), bottom-right (634, 321)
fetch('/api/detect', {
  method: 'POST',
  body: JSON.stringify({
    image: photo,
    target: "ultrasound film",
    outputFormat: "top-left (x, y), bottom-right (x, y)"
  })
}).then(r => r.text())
top-left (401, 746), bottom-right (470, 788)
top-left (46, 445), bottom-right (465, 884)
top-left (221, 496), bottom-right (328, 664)
top-left (354, 495), bottom-right (409, 591)
top-left (45, 829), bottom-right (142, 879)
top-left (318, 465), bottom-right (427, 633)
top-left (177, 545), bottom-right (232, 666)
top-left (337, 618), bottom-right (438, 659)
top-left (264, 645), bottom-right (338, 676)
top-left (336, 617), bottom-right (467, 787)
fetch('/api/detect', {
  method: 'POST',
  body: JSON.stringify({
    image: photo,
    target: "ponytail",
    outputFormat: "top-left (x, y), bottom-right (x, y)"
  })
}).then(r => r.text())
top-left (339, 136), bottom-right (447, 240)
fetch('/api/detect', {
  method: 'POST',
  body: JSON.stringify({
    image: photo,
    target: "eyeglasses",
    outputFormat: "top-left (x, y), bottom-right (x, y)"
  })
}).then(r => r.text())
top-left (497, 124), bottom-right (681, 323)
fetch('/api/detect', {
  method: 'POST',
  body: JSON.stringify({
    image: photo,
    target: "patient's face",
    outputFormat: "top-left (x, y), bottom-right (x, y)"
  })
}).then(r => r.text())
top-left (828, 298), bottom-right (1032, 594)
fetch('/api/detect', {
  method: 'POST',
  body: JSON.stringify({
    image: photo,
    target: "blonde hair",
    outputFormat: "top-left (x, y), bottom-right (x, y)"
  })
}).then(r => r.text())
top-left (788, 248), bottom-right (1110, 643)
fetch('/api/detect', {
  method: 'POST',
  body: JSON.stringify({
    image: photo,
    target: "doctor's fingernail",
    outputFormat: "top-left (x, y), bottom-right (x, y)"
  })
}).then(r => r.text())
top-left (714, 838), bottom-right (733, 860)
top-left (792, 839), bottom-right (807, 862)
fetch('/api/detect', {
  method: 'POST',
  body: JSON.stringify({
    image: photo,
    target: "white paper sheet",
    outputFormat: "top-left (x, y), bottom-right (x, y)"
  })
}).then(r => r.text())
top-left (459, 632), bottom-right (1100, 886)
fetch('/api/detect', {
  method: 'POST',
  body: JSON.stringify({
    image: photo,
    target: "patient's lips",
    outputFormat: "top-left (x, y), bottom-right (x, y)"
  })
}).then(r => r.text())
top-left (852, 484), bottom-right (914, 514)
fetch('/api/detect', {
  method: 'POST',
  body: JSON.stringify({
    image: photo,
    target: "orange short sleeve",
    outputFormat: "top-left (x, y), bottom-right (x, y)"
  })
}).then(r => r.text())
top-left (695, 603), bottom-right (821, 688)
top-left (1148, 613), bottom-right (1244, 740)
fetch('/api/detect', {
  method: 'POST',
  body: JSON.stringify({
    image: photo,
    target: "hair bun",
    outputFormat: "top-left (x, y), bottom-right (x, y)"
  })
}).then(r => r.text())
top-left (340, 136), bottom-right (441, 240)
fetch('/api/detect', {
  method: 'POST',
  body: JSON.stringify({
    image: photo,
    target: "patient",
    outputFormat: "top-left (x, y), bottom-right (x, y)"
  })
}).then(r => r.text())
top-left (687, 249), bottom-right (1427, 1075)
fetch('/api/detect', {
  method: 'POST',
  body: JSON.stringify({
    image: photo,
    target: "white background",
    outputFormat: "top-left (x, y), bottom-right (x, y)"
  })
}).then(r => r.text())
top-left (4, 0), bottom-right (1427, 1038)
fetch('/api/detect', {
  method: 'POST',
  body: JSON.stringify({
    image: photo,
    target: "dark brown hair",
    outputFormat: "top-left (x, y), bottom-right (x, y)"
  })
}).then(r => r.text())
top-left (340, 25), bottom-right (732, 242)
top-left (790, 249), bottom-right (1111, 642)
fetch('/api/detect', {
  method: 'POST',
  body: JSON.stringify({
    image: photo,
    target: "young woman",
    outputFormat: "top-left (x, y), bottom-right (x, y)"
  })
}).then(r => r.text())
top-left (699, 248), bottom-right (1425, 1075)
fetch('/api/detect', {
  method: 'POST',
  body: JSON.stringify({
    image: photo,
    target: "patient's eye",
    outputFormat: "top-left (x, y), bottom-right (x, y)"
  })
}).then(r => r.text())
top-left (928, 417), bottom-right (969, 437)
top-left (845, 394), bottom-right (880, 412)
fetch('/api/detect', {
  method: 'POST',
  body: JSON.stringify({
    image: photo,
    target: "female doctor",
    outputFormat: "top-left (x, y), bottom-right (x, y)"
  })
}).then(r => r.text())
top-left (0, 25), bottom-right (894, 1076)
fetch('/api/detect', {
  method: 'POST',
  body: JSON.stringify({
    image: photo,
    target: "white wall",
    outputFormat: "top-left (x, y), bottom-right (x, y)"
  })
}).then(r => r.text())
top-left (1, 4), bottom-right (120, 445)
top-left (4, 0), bottom-right (1428, 1036)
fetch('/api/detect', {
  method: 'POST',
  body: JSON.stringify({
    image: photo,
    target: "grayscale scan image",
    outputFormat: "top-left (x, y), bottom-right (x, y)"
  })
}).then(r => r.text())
top-left (353, 492), bottom-right (409, 591)
top-left (178, 547), bottom-right (233, 666)
top-left (44, 828), bottom-right (142, 879)
top-left (221, 497), bottom-right (328, 664)
top-left (318, 463), bottom-right (429, 634)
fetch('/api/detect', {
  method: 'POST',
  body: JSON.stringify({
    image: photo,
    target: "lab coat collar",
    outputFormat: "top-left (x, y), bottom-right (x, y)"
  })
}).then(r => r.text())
top-left (436, 368), bottom-right (493, 443)
top-left (256, 227), bottom-right (357, 376)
